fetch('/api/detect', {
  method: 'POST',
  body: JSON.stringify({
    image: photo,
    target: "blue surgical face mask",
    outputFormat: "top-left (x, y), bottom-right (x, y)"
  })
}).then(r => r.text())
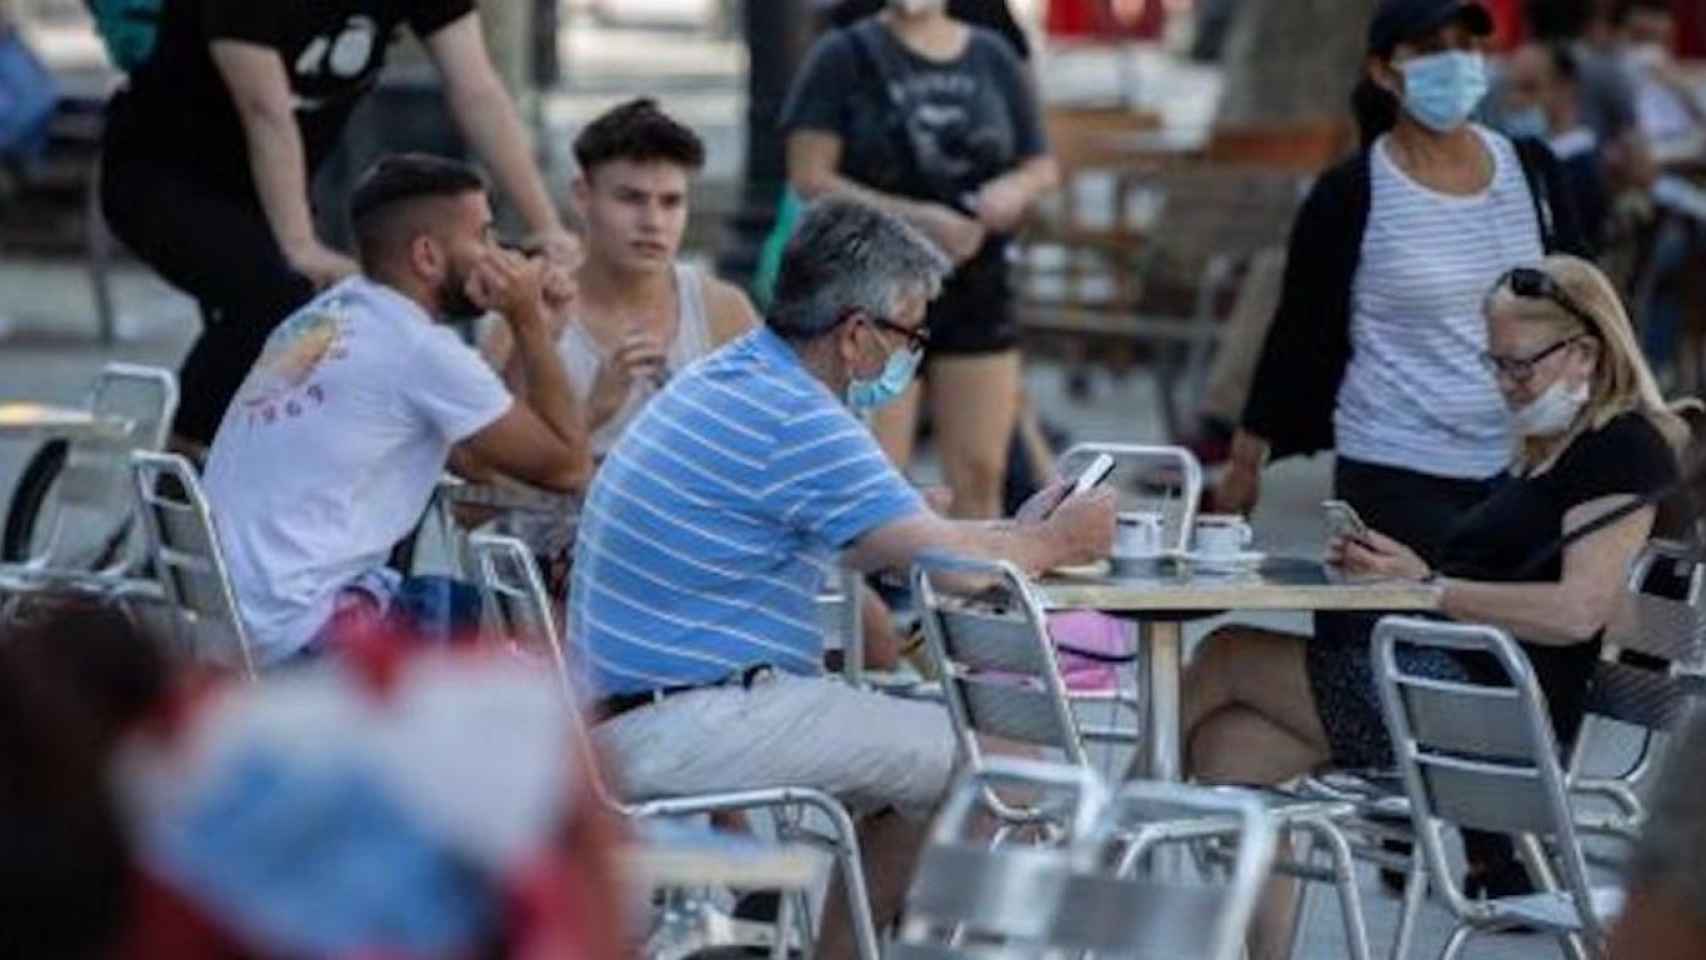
top-left (1399, 51), bottom-right (1490, 133)
top-left (848, 344), bottom-right (922, 412)
top-left (1501, 105), bottom-right (1549, 141)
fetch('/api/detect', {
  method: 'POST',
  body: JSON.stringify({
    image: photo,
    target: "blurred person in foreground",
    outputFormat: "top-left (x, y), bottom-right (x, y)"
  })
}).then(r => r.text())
top-left (569, 198), bottom-right (1114, 960)
top-left (0, 601), bottom-right (167, 960)
top-left (1609, 709), bottom-right (1706, 959)
top-left (98, 0), bottom-right (578, 453)
top-left (111, 628), bottom-right (625, 959)
top-left (1188, 256), bottom-right (1686, 959)
top-left (202, 154), bottom-right (589, 668)
top-left (783, 0), bottom-right (1059, 520)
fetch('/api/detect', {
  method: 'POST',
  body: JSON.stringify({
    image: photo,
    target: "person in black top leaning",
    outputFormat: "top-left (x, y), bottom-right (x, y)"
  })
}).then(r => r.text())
top-left (781, 0), bottom-right (1057, 520)
top-left (1184, 255), bottom-right (1687, 960)
top-left (100, 0), bottom-right (578, 451)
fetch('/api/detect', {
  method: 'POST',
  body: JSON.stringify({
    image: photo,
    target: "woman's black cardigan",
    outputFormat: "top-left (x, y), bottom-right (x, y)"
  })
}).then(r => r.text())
top-left (1240, 137), bottom-right (1594, 462)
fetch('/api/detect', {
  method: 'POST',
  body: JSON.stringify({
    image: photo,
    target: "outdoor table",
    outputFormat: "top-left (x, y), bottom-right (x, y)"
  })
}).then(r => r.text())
top-left (1037, 553), bottom-right (1441, 785)
top-left (0, 402), bottom-right (132, 440)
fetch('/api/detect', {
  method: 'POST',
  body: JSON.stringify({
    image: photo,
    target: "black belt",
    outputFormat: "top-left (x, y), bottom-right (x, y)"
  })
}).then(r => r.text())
top-left (596, 664), bottom-right (774, 722)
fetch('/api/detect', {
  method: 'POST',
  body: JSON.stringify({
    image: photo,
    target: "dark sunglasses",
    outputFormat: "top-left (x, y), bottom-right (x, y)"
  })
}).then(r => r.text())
top-left (1498, 267), bottom-right (1597, 329)
top-left (843, 309), bottom-right (930, 352)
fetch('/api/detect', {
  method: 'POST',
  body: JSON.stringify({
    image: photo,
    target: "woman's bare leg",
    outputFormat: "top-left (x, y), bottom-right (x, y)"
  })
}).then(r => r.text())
top-left (1183, 627), bottom-right (1336, 960)
top-left (927, 351), bottom-right (1021, 520)
top-left (868, 378), bottom-right (924, 471)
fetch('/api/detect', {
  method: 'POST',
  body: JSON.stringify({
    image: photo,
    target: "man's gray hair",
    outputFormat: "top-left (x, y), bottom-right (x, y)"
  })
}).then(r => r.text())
top-left (768, 197), bottom-right (952, 341)
top-left (1628, 709), bottom-right (1706, 924)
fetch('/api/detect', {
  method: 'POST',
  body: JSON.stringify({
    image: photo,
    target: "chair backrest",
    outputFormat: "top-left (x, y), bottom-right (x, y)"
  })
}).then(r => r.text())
top-left (128, 451), bottom-right (254, 678)
top-left (913, 554), bottom-right (1090, 784)
top-left (465, 532), bottom-right (634, 815)
top-left (891, 759), bottom-right (1109, 958)
top-left (27, 363), bottom-right (177, 572)
top-left (468, 533), bottom-right (570, 695)
top-left (1373, 616), bottom-right (1603, 935)
top-left (892, 763), bottom-right (1274, 960)
top-left (1088, 781), bottom-right (1279, 960)
top-left (1056, 442), bottom-right (1203, 556)
top-left (1587, 540), bottom-right (1706, 733)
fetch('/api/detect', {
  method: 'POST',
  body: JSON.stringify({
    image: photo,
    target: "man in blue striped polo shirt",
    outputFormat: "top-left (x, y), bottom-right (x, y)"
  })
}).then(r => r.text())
top-left (568, 198), bottom-right (1114, 958)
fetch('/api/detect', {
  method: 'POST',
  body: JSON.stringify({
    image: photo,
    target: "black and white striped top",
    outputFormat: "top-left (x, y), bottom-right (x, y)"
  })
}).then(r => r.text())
top-left (1335, 125), bottom-right (1542, 480)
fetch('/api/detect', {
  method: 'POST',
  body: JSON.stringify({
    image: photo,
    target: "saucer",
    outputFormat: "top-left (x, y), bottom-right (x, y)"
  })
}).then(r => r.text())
top-left (1051, 559), bottom-right (1111, 578)
top-left (1180, 549), bottom-right (1266, 573)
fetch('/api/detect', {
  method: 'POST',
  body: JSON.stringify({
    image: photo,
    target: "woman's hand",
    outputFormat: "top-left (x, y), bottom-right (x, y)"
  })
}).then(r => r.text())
top-left (1328, 528), bottom-right (1431, 580)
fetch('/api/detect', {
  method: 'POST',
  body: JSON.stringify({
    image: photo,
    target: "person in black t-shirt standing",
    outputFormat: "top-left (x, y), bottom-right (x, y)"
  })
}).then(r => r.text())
top-left (100, 0), bottom-right (578, 451)
top-left (781, 0), bottom-right (1057, 521)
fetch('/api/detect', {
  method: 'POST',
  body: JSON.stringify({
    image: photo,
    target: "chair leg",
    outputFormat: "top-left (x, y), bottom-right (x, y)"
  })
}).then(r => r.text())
top-left (1437, 924), bottom-right (1475, 960)
top-left (1558, 931), bottom-right (1594, 960)
top-left (772, 891), bottom-right (794, 960)
top-left (806, 794), bottom-right (881, 960)
top-left (1305, 818), bottom-right (1373, 960)
top-left (1390, 849), bottom-right (1427, 960)
top-left (790, 889), bottom-right (818, 960)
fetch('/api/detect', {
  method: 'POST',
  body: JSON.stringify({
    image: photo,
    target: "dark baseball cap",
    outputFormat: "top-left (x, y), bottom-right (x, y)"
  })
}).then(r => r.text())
top-left (1368, 0), bottom-right (1494, 54)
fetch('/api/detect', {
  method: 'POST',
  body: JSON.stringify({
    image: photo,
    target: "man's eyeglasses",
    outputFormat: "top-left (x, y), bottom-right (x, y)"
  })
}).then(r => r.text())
top-left (1498, 267), bottom-right (1597, 329)
top-left (845, 309), bottom-right (930, 352)
top-left (1482, 335), bottom-right (1586, 383)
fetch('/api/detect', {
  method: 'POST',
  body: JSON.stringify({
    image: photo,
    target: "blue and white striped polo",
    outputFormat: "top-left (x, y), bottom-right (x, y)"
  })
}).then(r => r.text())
top-left (567, 327), bottom-right (925, 697)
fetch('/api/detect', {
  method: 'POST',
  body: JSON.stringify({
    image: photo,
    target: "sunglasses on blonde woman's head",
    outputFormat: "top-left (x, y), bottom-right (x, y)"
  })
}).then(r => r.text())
top-left (1498, 267), bottom-right (1598, 329)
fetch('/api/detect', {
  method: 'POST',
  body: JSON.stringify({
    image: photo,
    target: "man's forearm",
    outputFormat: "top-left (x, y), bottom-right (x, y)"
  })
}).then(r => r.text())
top-left (449, 80), bottom-right (563, 236)
top-left (796, 169), bottom-right (937, 230)
top-left (239, 110), bottom-right (317, 256)
top-left (510, 317), bottom-right (586, 453)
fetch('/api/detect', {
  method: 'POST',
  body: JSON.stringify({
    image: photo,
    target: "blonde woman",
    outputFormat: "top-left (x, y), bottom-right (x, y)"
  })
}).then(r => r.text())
top-left (1181, 255), bottom-right (1687, 959)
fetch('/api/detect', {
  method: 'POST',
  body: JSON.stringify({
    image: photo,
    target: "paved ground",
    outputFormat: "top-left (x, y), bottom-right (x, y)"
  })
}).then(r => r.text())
top-left (0, 11), bottom-right (1634, 959)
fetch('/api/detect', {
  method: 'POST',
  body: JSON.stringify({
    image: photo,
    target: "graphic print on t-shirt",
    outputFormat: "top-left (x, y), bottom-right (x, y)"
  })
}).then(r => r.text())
top-left (289, 15), bottom-right (384, 111)
top-left (237, 303), bottom-right (350, 426)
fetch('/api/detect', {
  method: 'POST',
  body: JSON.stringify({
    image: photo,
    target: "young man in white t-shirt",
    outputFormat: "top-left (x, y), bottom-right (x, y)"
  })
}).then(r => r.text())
top-left (203, 153), bottom-right (590, 666)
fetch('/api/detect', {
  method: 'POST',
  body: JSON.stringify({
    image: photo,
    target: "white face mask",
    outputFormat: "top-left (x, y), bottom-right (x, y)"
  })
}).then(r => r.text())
top-left (1511, 378), bottom-right (1590, 437)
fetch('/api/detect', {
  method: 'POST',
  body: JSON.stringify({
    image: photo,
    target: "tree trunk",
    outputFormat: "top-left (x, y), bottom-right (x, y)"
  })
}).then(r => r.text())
top-left (1213, 0), bottom-right (1378, 127)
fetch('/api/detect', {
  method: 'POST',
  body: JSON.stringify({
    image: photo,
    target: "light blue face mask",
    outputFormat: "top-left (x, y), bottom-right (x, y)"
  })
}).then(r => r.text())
top-left (1501, 105), bottom-right (1549, 141)
top-left (1399, 50), bottom-right (1490, 133)
top-left (848, 344), bottom-right (922, 412)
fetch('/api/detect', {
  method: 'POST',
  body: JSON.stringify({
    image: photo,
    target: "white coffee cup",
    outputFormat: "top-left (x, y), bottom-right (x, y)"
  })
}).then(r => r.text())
top-left (1114, 511), bottom-right (1167, 559)
top-left (1194, 514), bottom-right (1254, 557)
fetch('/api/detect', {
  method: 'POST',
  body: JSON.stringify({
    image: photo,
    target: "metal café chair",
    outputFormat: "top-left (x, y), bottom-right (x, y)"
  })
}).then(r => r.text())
top-left (1090, 779), bottom-right (1280, 960)
top-left (1569, 539), bottom-right (1706, 843)
top-left (1373, 616), bottom-right (1624, 960)
top-left (892, 760), bottom-right (1277, 960)
top-left (2, 364), bottom-right (177, 600)
top-left (888, 759), bottom-right (1108, 959)
top-left (466, 533), bottom-right (883, 960)
top-left (128, 451), bottom-right (256, 679)
top-left (912, 553), bottom-right (1114, 836)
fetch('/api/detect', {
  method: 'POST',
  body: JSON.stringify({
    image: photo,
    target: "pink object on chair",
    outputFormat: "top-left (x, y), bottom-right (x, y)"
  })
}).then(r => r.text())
top-left (1048, 611), bottom-right (1133, 693)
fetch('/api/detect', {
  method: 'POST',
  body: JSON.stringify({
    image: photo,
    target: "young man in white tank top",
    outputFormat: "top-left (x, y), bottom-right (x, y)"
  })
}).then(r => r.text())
top-left (484, 98), bottom-right (755, 456)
